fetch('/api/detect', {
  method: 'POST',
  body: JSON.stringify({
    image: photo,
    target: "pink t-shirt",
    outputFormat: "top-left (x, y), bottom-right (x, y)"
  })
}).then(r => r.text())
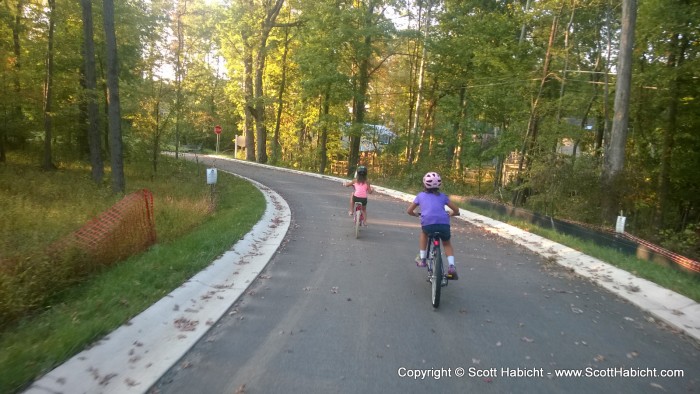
top-left (353, 182), bottom-right (369, 198)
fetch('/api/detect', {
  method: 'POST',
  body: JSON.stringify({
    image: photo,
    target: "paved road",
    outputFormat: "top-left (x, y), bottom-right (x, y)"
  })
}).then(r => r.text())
top-left (152, 157), bottom-right (698, 394)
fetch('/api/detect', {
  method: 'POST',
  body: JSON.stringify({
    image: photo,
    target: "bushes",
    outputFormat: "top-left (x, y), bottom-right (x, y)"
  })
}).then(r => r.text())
top-left (0, 247), bottom-right (90, 328)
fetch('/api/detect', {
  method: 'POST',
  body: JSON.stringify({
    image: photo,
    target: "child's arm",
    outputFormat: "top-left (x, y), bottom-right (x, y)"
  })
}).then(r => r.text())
top-left (407, 202), bottom-right (419, 217)
top-left (446, 200), bottom-right (460, 217)
top-left (368, 182), bottom-right (374, 194)
top-left (343, 179), bottom-right (356, 187)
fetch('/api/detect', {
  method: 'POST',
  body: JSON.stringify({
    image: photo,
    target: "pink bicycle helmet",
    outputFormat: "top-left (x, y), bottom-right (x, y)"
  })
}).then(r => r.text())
top-left (423, 172), bottom-right (442, 189)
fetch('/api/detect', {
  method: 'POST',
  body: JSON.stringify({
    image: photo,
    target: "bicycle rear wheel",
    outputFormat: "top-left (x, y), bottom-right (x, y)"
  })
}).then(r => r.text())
top-left (431, 245), bottom-right (442, 308)
top-left (355, 209), bottom-right (361, 238)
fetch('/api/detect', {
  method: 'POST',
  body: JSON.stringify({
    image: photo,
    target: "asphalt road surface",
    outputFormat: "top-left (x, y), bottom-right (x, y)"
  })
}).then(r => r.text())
top-left (151, 157), bottom-right (698, 394)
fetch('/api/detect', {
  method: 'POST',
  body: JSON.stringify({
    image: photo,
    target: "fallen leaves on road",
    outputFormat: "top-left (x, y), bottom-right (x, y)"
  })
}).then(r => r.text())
top-left (173, 317), bottom-right (199, 332)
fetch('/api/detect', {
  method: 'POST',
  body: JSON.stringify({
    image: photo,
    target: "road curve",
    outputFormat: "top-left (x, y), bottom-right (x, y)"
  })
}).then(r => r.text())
top-left (153, 156), bottom-right (698, 394)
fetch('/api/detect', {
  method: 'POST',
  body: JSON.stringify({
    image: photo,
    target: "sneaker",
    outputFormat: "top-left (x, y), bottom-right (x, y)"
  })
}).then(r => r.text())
top-left (348, 210), bottom-right (353, 217)
top-left (447, 265), bottom-right (459, 280)
top-left (415, 255), bottom-right (427, 267)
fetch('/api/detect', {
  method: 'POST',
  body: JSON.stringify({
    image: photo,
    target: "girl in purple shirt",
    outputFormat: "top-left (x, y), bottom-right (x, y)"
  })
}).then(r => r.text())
top-left (406, 172), bottom-right (460, 279)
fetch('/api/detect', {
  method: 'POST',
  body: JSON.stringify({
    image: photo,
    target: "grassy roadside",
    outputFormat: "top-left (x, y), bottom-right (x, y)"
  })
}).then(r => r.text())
top-left (0, 155), bottom-right (266, 393)
top-left (370, 175), bottom-right (700, 303)
top-left (461, 203), bottom-right (700, 303)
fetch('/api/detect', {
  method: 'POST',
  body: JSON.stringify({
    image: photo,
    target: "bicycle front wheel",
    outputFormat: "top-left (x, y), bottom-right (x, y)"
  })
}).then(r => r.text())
top-left (431, 247), bottom-right (442, 308)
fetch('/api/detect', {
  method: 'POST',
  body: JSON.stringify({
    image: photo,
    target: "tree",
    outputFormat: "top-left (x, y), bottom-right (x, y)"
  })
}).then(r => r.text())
top-left (222, 0), bottom-right (285, 163)
top-left (602, 0), bottom-right (636, 220)
top-left (407, 0), bottom-right (431, 167)
top-left (80, 0), bottom-right (103, 183)
top-left (252, 0), bottom-right (284, 164)
top-left (41, 0), bottom-right (56, 171)
top-left (346, 0), bottom-right (395, 176)
top-left (1, 0), bottom-right (27, 163)
top-left (512, 9), bottom-right (561, 205)
top-left (294, 0), bottom-right (352, 173)
top-left (270, 17), bottom-right (293, 166)
top-left (173, 0), bottom-right (186, 159)
top-left (631, 0), bottom-right (700, 235)
top-left (103, 0), bottom-right (125, 193)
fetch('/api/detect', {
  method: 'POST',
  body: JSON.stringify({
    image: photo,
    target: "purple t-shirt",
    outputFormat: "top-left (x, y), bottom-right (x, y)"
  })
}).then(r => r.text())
top-left (413, 192), bottom-right (450, 226)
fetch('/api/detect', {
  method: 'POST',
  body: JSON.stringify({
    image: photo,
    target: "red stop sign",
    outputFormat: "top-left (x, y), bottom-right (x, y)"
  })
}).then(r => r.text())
top-left (214, 125), bottom-right (222, 135)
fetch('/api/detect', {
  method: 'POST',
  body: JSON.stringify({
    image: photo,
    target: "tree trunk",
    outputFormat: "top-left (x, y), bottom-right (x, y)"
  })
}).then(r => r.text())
top-left (415, 95), bottom-right (438, 164)
top-left (319, 90), bottom-right (330, 174)
top-left (601, 0), bottom-right (636, 220)
top-left (519, 0), bottom-right (531, 44)
top-left (449, 85), bottom-right (467, 170)
top-left (513, 11), bottom-right (559, 205)
top-left (348, 2), bottom-right (376, 177)
top-left (42, 0), bottom-right (56, 171)
top-left (253, 0), bottom-right (285, 164)
top-left (410, 2), bottom-right (430, 167)
top-left (243, 32), bottom-right (256, 161)
top-left (103, 0), bottom-right (125, 193)
top-left (272, 23), bottom-right (291, 165)
top-left (655, 33), bottom-right (687, 230)
top-left (81, 0), bottom-right (104, 183)
top-left (173, 0), bottom-right (186, 160)
top-left (3, 0), bottom-right (24, 162)
top-left (349, 47), bottom-right (370, 176)
top-left (600, 2), bottom-right (614, 157)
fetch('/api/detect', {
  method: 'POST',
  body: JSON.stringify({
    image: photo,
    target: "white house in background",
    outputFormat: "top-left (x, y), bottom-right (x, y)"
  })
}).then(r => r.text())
top-left (340, 123), bottom-right (396, 152)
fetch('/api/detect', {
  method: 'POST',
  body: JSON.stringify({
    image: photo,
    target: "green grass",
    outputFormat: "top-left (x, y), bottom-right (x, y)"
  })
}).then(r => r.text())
top-left (0, 153), bottom-right (265, 393)
top-left (464, 204), bottom-right (700, 303)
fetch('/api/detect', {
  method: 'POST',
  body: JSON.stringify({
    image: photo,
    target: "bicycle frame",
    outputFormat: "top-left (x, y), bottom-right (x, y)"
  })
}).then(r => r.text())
top-left (353, 202), bottom-right (364, 238)
top-left (426, 232), bottom-right (447, 308)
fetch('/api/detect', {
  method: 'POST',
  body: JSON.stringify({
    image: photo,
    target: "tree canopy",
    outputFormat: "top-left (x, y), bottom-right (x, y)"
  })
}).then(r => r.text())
top-left (1, 0), bottom-right (698, 258)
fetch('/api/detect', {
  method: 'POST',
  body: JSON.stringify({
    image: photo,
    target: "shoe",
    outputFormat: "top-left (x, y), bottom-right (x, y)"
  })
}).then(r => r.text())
top-left (348, 210), bottom-right (353, 217)
top-left (415, 255), bottom-right (427, 267)
top-left (447, 265), bottom-right (459, 280)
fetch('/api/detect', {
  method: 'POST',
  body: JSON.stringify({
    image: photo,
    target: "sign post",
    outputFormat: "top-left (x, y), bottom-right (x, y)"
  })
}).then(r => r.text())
top-left (214, 125), bottom-right (222, 153)
top-left (206, 167), bottom-right (218, 207)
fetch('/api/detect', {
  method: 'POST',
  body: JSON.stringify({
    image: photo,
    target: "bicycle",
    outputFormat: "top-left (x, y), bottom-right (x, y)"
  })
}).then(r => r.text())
top-left (353, 201), bottom-right (365, 238)
top-left (425, 231), bottom-right (449, 308)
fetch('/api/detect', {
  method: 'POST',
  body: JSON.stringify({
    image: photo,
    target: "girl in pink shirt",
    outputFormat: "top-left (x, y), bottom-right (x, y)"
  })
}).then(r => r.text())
top-left (344, 166), bottom-right (373, 225)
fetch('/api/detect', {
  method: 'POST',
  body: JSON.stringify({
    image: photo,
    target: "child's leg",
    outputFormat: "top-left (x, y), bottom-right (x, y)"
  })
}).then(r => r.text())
top-left (443, 240), bottom-right (456, 266)
top-left (443, 240), bottom-right (454, 256)
top-left (361, 205), bottom-right (367, 223)
top-left (415, 231), bottom-right (429, 266)
top-left (349, 193), bottom-right (353, 215)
